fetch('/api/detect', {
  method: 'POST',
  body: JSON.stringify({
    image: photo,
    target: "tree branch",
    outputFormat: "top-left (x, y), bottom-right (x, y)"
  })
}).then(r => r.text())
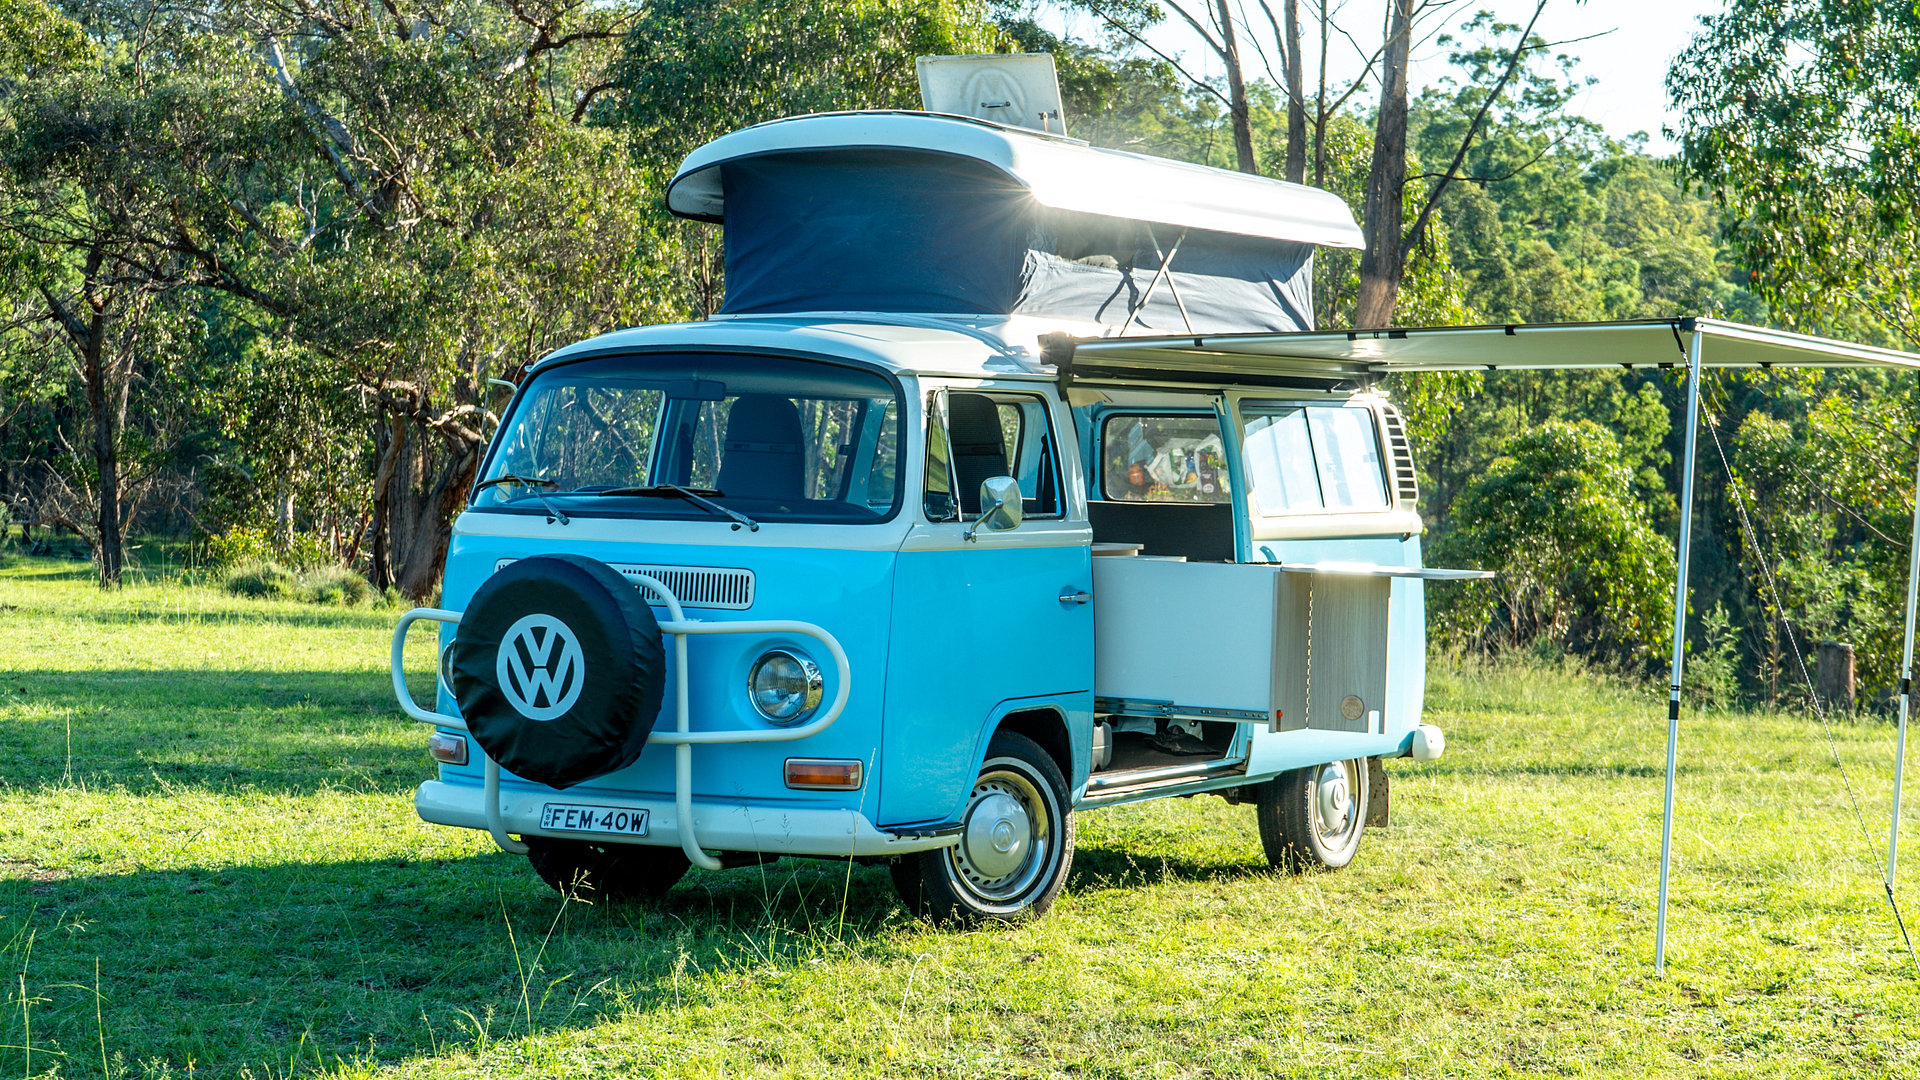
top-left (1402, 0), bottom-right (1547, 250)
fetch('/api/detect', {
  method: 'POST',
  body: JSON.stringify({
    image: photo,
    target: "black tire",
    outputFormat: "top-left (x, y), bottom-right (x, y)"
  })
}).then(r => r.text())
top-left (524, 837), bottom-right (689, 903)
top-left (890, 732), bottom-right (1074, 925)
top-left (1255, 757), bottom-right (1369, 872)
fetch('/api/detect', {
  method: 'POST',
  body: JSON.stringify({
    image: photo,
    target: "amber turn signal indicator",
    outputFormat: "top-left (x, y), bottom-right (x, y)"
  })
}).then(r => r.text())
top-left (784, 758), bottom-right (863, 790)
top-left (428, 731), bottom-right (469, 766)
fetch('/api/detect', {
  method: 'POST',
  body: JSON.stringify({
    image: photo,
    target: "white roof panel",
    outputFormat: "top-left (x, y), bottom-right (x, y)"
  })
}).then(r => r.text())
top-left (666, 111), bottom-right (1365, 250)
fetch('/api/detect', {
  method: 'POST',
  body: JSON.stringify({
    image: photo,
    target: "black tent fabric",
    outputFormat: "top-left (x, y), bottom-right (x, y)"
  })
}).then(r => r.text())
top-left (716, 150), bottom-right (1318, 333)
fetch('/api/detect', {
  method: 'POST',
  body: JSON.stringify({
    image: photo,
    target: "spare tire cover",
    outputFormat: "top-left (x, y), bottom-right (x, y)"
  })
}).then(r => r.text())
top-left (449, 554), bottom-right (665, 789)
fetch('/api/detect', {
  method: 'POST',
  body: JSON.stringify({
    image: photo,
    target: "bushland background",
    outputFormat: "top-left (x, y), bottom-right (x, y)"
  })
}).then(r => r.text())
top-left (1, 0), bottom-right (1917, 704)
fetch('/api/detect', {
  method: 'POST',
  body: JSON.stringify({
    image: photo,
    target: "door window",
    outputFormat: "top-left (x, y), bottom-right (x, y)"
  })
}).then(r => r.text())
top-left (923, 390), bottom-right (1063, 520)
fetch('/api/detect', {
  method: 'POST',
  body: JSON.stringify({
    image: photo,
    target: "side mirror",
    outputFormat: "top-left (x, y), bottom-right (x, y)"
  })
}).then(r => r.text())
top-left (965, 476), bottom-right (1023, 541)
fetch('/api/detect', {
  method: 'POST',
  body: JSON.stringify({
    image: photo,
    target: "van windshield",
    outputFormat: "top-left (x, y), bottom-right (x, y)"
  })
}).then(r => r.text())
top-left (474, 353), bottom-right (903, 524)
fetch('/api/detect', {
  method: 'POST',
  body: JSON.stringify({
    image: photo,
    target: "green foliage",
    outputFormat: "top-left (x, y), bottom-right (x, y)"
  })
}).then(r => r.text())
top-left (1433, 420), bottom-right (1675, 660)
top-left (1671, 1), bottom-right (1919, 349)
top-left (1687, 602), bottom-right (1741, 710)
top-left (606, 0), bottom-right (1003, 171)
top-left (299, 563), bottom-right (377, 606)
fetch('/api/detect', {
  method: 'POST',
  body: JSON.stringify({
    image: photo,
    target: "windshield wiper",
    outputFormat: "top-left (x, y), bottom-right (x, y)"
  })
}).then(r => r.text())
top-left (473, 473), bottom-right (570, 525)
top-left (595, 484), bottom-right (760, 532)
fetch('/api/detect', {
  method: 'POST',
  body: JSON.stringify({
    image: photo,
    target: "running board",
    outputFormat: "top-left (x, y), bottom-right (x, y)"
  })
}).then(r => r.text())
top-left (1084, 756), bottom-right (1247, 797)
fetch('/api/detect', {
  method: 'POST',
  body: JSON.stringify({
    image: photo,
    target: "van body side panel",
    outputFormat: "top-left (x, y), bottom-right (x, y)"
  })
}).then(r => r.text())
top-left (880, 526), bottom-right (1094, 827)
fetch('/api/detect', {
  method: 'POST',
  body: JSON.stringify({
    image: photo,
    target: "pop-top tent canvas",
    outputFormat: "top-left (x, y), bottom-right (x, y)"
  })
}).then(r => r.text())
top-left (665, 112), bottom-right (1365, 335)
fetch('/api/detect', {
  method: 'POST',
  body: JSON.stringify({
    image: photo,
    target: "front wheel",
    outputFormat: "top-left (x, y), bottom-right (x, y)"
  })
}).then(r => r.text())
top-left (1254, 757), bottom-right (1369, 872)
top-left (890, 732), bottom-right (1074, 925)
top-left (524, 837), bottom-right (690, 902)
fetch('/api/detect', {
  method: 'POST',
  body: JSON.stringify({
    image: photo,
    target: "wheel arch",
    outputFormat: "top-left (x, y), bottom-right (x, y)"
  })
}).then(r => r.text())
top-left (992, 704), bottom-right (1073, 781)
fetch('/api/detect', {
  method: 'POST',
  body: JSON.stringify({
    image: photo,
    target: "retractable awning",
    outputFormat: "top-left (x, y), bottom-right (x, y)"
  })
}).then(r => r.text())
top-left (1058, 316), bottom-right (1920, 385)
top-left (1066, 314), bottom-right (1920, 977)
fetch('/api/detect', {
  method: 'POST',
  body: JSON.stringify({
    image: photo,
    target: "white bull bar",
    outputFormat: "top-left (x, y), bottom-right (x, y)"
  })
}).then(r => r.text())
top-left (389, 574), bottom-right (851, 871)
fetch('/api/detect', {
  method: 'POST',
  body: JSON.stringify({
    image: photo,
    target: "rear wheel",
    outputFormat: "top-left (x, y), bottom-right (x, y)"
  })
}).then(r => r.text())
top-left (890, 732), bottom-right (1074, 925)
top-left (524, 837), bottom-right (690, 902)
top-left (1255, 757), bottom-right (1369, 872)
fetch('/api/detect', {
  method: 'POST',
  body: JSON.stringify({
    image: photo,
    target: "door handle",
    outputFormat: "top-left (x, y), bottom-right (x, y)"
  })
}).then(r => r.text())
top-left (1058, 588), bottom-right (1092, 606)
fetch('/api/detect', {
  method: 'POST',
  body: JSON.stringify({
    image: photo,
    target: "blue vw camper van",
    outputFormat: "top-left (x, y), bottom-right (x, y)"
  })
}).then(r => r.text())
top-left (391, 109), bottom-right (1468, 923)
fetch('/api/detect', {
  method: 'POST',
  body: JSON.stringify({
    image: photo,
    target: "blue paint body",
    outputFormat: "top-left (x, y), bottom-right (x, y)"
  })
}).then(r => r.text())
top-left (413, 320), bottom-right (1441, 859)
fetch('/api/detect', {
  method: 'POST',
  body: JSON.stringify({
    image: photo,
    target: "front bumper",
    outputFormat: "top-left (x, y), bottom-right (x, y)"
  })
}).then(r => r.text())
top-left (415, 780), bottom-right (955, 858)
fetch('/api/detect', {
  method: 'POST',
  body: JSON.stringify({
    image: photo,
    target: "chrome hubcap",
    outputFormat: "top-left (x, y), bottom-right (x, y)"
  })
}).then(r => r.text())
top-left (1314, 759), bottom-right (1361, 846)
top-left (949, 767), bottom-right (1051, 903)
top-left (963, 791), bottom-right (1031, 880)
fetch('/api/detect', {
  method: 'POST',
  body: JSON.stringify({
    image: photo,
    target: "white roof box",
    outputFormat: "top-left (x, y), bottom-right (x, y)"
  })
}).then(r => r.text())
top-left (916, 54), bottom-right (1067, 135)
top-left (666, 111), bottom-right (1364, 250)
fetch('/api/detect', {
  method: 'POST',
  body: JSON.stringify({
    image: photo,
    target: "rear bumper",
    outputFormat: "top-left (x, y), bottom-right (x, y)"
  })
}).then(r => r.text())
top-left (415, 780), bottom-right (955, 858)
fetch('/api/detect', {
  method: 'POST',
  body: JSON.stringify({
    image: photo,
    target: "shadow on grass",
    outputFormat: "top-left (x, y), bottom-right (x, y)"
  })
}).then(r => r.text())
top-left (1, 668), bottom-right (429, 795)
top-left (0, 848), bottom-right (907, 1078)
top-left (1416, 760), bottom-right (1685, 780)
top-left (1068, 843), bottom-right (1271, 891)
top-left (48, 603), bottom-right (404, 632)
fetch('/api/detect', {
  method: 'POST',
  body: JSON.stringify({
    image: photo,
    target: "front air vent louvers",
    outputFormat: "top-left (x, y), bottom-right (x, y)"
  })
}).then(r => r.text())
top-left (493, 560), bottom-right (756, 610)
top-left (1379, 404), bottom-right (1420, 507)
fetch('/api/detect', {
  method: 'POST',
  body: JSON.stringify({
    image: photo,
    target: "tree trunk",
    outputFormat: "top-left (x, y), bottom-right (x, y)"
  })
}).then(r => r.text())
top-left (1283, 0), bottom-right (1307, 184)
top-left (1355, 0), bottom-right (1414, 329)
top-left (1215, 0), bottom-right (1258, 174)
top-left (80, 309), bottom-right (124, 588)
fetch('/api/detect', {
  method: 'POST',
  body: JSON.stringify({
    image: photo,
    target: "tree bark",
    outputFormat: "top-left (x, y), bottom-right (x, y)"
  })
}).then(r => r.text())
top-left (1283, 0), bottom-right (1307, 184)
top-left (1214, 0), bottom-right (1258, 174)
top-left (1355, 0), bottom-right (1414, 329)
top-left (81, 307), bottom-right (124, 587)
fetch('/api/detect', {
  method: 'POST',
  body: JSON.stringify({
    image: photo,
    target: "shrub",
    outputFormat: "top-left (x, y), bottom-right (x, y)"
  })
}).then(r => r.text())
top-left (1432, 420), bottom-right (1676, 662)
top-left (223, 560), bottom-right (299, 599)
top-left (204, 526), bottom-right (275, 569)
top-left (300, 564), bottom-right (376, 606)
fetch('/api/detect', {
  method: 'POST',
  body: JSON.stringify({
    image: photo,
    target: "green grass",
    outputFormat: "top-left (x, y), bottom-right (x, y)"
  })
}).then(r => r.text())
top-left (1, 553), bottom-right (1917, 1078)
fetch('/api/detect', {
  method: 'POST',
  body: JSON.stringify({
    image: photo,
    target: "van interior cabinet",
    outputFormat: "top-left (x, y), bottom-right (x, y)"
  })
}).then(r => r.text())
top-left (1092, 558), bottom-right (1393, 732)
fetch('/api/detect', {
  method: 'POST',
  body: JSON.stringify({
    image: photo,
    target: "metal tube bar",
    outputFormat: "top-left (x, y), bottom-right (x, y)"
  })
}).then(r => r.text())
top-left (1888, 420), bottom-right (1920, 890)
top-left (1656, 329), bottom-right (1705, 974)
top-left (626, 574), bottom-right (721, 871)
top-left (1118, 228), bottom-right (1187, 335)
top-left (391, 608), bottom-right (466, 729)
top-left (484, 757), bottom-right (530, 855)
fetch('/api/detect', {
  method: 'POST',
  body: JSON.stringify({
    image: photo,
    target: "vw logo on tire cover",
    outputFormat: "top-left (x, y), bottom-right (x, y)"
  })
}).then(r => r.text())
top-left (497, 613), bottom-right (586, 721)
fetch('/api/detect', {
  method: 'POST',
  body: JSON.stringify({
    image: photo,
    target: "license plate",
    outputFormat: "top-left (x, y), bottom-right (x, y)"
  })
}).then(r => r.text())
top-left (539, 803), bottom-right (649, 837)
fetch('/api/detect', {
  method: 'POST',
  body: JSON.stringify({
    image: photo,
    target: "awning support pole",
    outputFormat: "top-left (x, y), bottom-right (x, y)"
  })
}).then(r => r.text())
top-left (1656, 328), bottom-right (1705, 975)
top-left (1887, 412), bottom-right (1920, 893)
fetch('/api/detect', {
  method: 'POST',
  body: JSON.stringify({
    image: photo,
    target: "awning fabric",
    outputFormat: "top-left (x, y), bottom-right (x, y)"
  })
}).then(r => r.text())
top-left (1060, 317), bottom-right (1920, 384)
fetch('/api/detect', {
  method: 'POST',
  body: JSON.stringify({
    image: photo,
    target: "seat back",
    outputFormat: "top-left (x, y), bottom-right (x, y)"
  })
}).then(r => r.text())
top-left (717, 395), bottom-right (805, 499)
top-left (947, 393), bottom-right (1009, 514)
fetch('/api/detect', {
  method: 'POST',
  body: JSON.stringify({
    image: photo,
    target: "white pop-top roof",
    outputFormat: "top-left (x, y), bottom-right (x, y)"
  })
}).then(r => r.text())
top-left (666, 111), bottom-right (1367, 250)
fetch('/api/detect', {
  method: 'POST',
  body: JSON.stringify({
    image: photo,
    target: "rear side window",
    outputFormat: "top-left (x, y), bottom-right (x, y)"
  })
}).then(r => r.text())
top-left (1241, 404), bottom-right (1388, 515)
top-left (1100, 414), bottom-right (1229, 503)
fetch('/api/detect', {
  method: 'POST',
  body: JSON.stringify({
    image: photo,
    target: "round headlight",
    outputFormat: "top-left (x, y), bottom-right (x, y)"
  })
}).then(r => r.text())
top-left (439, 640), bottom-right (457, 694)
top-left (748, 649), bottom-right (823, 724)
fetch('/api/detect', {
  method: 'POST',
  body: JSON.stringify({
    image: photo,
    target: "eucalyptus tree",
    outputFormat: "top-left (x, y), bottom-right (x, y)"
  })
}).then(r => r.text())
top-left (1671, 1), bottom-right (1919, 349)
top-left (0, 1), bottom-right (278, 584)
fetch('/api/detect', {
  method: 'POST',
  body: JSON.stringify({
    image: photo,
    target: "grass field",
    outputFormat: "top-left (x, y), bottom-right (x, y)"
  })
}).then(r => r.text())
top-left (1, 554), bottom-right (1917, 1078)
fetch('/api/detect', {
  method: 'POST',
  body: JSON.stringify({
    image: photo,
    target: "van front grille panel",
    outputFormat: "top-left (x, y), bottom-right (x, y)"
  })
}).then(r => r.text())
top-left (493, 560), bottom-right (756, 610)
